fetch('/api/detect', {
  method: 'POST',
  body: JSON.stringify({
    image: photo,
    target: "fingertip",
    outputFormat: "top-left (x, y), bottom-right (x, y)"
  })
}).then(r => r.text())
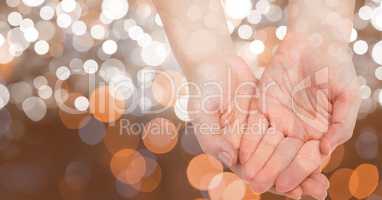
top-left (286, 186), bottom-right (303, 200)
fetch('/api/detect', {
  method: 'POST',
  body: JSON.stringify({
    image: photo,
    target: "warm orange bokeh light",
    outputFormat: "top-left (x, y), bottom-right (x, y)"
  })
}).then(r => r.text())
top-left (242, 185), bottom-right (261, 200)
top-left (187, 154), bottom-right (224, 191)
top-left (151, 70), bottom-right (187, 107)
top-left (208, 172), bottom-right (247, 200)
top-left (59, 93), bottom-right (90, 129)
top-left (143, 117), bottom-right (179, 154)
top-left (104, 120), bottom-right (140, 154)
top-left (132, 157), bottom-right (162, 192)
top-left (110, 149), bottom-right (146, 185)
top-left (90, 85), bottom-right (126, 123)
top-left (349, 163), bottom-right (379, 199)
top-left (329, 168), bottom-right (354, 200)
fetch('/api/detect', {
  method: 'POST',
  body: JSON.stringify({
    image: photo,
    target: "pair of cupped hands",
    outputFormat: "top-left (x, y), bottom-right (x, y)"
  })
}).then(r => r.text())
top-left (187, 35), bottom-right (361, 200)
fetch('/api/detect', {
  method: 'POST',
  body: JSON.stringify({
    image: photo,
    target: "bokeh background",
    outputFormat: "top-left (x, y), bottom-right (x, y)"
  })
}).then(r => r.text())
top-left (0, 0), bottom-right (381, 199)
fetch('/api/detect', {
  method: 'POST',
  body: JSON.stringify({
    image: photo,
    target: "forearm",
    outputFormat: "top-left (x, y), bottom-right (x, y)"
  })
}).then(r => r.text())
top-left (287, 0), bottom-right (355, 45)
top-left (152, 0), bottom-right (235, 80)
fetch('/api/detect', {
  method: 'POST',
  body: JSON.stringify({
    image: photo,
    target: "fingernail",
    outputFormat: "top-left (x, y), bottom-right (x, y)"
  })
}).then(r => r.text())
top-left (218, 152), bottom-right (233, 167)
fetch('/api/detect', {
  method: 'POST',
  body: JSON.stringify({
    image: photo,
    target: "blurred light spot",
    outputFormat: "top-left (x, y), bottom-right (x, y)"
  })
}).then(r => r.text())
top-left (115, 179), bottom-right (139, 199)
top-left (208, 172), bottom-right (246, 200)
top-left (74, 96), bottom-right (89, 111)
top-left (187, 154), bottom-right (223, 190)
top-left (40, 6), bottom-right (55, 21)
top-left (360, 85), bottom-right (372, 99)
top-left (143, 117), bottom-right (178, 154)
top-left (237, 24), bottom-right (253, 40)
top-left (38, 85), bottom-right (52, 99)
top-left (349, 164), bottom-right (379, 199)
top-left (249, 40), bottom-right (265, 55)
top-left (56, 13), bottom-right (72, 28)
top-left (56, 66), bottom-right (71, 80)
top-left (60, 0), bottom-right (77, 13)
top-left (89, 85), bottom-right (126, 123)
top-left (102, 0), bottom-right (129, 20)
top-left (58, 93), bottom-right (90, 129)
top-left (34, 40), bottom-right (49, 55)
top-left (110, 149), bottom-right (146, 184)
top-left (9, 81), bottom-right (32, 104)
top-left (8, 12), bottom-right (23, 26)
top-left (22, 96), bottom-right (47, 121)
top-left (0, 84), bottom-right (10, 110)
top-left (275, 25), bottom-right (287, 40)
top-left (141, 41), bottom-right (169, 66)
top-left (71, 20), bottom-right (87, 36)
top-left (265, 5), bottom-right (283, 22)
top-left (83, 59), bottom-right (98, 74)
top-left (132, 157), bottom-right (162, 192)
top-left (224, 0), bottom-right (252, 20)
top-left (247, 10), bottom-right (262, 25)
top-left (359, 5), bottom-right (373, 21)
top-left (79, 117), bottom-right (106, 145)
top-left (102, 40), bottom-right (118, 55)
top-left (0, 34), bottom-right (4, 47)
top-left (329, 168), bottom-right (353, 200)
top-left (371, 7), bottom-right (382, 31)
top-left (372, 41), bottom-right (382, 65)
top-left (353, 40), bottom-right (368, 55)
top-left (6, 0), bottom-right (20, 7)
top-left (350, 28), bottom-right (358, 42)
top-left (22, 0), bottom-right (44, 7)
top-left (256, 0), bottom-right (271, 14)
top-left (90, 25), bottom-right (106, 40)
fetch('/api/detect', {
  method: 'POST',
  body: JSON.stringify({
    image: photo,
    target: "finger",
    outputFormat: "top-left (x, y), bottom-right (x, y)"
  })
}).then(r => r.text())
top-left (243, 128), bottom-right (284, 181)
top-left (223, 57), bottom-right (256, 149)
top-left (251, 137), bottom-right (303, 193)
top-left (191, 109), bottom-right (237, 167)
top-left (310, 173), bottom-right (330, 190)
top-left (276, 140), bottom-right (326, 193)
top-left (301, 175), bottom-right (329, 200)
top-left (270, 186), bottom-right (303, 200)
top-left (239, 103), bottom-right (269, 164)
top-left (320, 82), bottom-right (361, 155)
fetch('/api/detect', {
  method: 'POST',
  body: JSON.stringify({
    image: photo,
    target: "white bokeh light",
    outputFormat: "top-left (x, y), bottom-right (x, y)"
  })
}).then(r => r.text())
top-left (375, 66), bottom-right (382, 80)
top-left (22, 96), bottom-right (47, 121)
top-left (0, 84), bottom-right (10, 110)
top-left (0, 34), bottom-right (5, 47)
top-left (249, 40), bottom-right (265, 55)
top-left (56, 13), bottom-right (72, 28)
top-left (22, 0), bottom-right (45, 7)
top-left (141, 41), bottom-right (169, 66)
top-left (90, 25), bottom-right (106, 40)
top-left (60, 0), bottom-right (77, 13)
top-left (74, 96), bottom-right (89, 111)
top-left (358, 5), bottom-right (373, 20)
top-left (102, 40), bottom-right (118, 55)
top-left (8, 12), bottom-right (23, 26)
top-left (40, 6), bottom-right (55, 20)
top-left (372, 40), bottom-right (382, 65)
top-left (101, 0), bottom-right (129, 20)
top-left (237, 24), bottom-right (253, 40)
top-left (38, 85), bottom-right (53, 99)
top-left (83, 59), bottom-right (99, 74)
top-left (371, 7), bottom-right (382, 31)
top-left (71, 20), bottom-right (87, 36)
top-left (56, 66), bottom-right (71, 80)
top-left (353, 40), bottom-right (368, 55)
top-left (34, 40), bottom-right (50, 55)
top-left (276, 26), bottom-right (287, 40)
top-left (224, 0), bottom-right (252, 20)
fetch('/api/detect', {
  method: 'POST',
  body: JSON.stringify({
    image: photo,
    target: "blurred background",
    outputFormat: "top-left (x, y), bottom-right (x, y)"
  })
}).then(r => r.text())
top-left (0, 0), bottom-right (381, 199)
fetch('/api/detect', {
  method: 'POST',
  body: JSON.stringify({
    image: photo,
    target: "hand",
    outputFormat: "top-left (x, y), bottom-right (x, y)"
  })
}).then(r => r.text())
top-left (188, 55), bottom-right (255, 167)
top-left (239, 101), bottom-right (329, 200)
top-left (242, 33), bottom-right (360, 194)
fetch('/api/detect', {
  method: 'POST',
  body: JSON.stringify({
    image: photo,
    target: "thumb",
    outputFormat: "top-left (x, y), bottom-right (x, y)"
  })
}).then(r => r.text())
top-left (320, 86), bottom-right (361, 155)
